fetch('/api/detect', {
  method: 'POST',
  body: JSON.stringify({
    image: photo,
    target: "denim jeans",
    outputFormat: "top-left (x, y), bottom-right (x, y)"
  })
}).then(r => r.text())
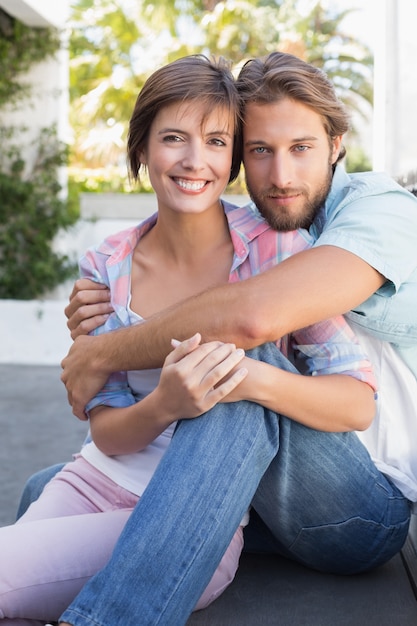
top-left (52, 344), bottom-right (410, 625)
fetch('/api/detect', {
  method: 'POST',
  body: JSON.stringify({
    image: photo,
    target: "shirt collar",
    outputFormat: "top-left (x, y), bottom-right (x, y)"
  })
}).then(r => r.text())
top-left (223, 199), bottom-right (271, 270)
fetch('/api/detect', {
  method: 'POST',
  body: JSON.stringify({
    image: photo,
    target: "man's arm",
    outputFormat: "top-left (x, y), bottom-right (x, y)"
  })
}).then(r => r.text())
top-left (61, 245), bottom-right (384, 418)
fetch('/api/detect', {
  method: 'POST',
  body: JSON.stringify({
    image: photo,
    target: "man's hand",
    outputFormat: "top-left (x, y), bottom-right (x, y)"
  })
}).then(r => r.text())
top-left (61, 334), bottom-right (109, 420)
top-left (65, 279), bottom-right (113, 339)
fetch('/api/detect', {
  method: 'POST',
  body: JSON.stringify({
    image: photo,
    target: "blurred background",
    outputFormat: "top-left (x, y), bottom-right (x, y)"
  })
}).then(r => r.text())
top-left (0, 0), bottom-right (416, 364)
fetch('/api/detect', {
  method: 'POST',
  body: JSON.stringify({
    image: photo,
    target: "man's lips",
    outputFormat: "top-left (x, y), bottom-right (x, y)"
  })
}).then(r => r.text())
top-left (268, 192), bottom-right (301, 204)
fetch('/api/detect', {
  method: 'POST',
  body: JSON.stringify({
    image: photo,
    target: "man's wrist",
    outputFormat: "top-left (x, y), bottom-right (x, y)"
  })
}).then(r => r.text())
top-left (92, 332), bottom-right (117, 375)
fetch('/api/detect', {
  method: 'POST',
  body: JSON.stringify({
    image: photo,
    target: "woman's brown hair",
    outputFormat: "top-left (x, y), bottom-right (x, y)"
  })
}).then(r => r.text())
top-left (127, 54), bottom-right (242, 183)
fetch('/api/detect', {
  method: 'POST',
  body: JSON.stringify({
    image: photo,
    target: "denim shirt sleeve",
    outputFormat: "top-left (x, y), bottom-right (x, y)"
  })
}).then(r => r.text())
top-left (314, 168), bottom-right (417, 289)
top-left (312, 167), bottom-right (417, 349)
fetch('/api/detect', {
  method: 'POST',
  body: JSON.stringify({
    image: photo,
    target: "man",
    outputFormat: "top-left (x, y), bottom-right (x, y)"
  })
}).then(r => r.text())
top-left (51, 52), bottom-right (417, 625)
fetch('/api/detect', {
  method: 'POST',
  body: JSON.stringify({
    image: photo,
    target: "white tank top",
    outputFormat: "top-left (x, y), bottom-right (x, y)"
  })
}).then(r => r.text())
top-left (80, 306), bottom-right (176, 497)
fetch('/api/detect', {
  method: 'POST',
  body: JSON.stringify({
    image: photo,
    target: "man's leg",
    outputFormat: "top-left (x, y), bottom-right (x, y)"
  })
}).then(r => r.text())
top-left (252, 416), bottom-right (411, 574)
top-left (60, 342), bottom-right (410, 626)
top-left (16, 463), bottom-right (65, 520)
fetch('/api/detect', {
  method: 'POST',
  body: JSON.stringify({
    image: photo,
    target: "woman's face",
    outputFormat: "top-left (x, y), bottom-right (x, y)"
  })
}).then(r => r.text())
top-left (139, 100), bottom-right (235, 215)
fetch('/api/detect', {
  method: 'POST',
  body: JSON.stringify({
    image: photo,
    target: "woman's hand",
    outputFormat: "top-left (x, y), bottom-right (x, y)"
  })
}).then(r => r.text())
top-left (151, 333), bottom-right (248, 421)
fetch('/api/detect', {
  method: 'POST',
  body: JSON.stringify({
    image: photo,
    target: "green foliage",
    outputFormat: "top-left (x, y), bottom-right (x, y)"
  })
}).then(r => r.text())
top-left (69, 165), bottom-right (152, 194)
top-left (0, 9), bottom-right (73, 299)
top-left (68, 0), bottom-right (374, 192)
top-left (0, 128), bottom-right (78, 299)
top-left (0, 8), bottom-right (60, 108)
top-left (345, 145), bottom-right (372, 173)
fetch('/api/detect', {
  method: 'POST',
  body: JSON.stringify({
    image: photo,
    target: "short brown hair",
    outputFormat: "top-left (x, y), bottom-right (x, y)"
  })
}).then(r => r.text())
top-left (128, 55), bottom-right (242, 183)
top-left (236, 52), bottom-right (350, 161)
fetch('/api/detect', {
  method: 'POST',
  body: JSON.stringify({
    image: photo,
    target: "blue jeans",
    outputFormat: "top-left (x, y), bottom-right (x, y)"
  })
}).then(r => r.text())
top-left (26, 345), bottom-right (411, 626)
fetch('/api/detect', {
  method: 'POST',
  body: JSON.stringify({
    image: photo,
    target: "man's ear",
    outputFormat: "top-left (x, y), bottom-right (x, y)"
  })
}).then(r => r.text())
top-left (331, 135), bottom-right (343, 164)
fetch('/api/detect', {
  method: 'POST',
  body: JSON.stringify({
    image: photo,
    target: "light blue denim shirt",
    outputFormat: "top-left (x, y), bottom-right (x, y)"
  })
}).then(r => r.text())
top-left (311, 165), bottom-right (417, 376)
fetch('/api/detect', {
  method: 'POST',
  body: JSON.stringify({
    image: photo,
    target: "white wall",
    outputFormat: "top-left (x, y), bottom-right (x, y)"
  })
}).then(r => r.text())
top-left (370, 0), bottom-right (417, 177)
top-left (0, 0), bottom-right (68, 28)
top-left (0, 0), bottom-right (70, 167)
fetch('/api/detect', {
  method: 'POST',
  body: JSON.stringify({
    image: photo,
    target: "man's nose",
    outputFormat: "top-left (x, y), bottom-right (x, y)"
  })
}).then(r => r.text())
top-left (269, 154), bottom-right (292, 188)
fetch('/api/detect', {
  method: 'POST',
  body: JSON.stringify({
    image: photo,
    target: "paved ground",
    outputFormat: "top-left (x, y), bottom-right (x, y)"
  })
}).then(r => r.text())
top-left (1, 364), bottom-right (417, 624)
top-left (0, 364), bottom-right (88, 526)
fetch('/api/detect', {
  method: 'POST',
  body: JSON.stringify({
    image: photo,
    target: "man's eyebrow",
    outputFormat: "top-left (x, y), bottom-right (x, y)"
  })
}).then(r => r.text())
top-left (244, 139), bottom-right (268, 146)
top-left (292, 135), bottom-right (319, 143)
top-left (245, 135), bottom-right (319, 146)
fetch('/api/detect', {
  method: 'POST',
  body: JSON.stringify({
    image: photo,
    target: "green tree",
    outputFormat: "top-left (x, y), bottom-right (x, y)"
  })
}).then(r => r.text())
top-left (0, 128), bottom-right (77, 299)
top-left (0, 7), bottom-right (60, 108)
top-left (69, 0), bottom-right (373, 185)
top-left (0, 9), bottom-right (77, 299)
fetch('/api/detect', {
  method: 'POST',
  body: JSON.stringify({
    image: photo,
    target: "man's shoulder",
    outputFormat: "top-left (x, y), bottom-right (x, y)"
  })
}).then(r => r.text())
top-left (331, 167), bottom-right (416, 208)
top-left (321, 167), bottom-right (417, 230)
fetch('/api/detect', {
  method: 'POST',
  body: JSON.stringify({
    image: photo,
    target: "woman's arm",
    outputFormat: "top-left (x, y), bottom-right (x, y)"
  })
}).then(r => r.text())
top-left (62, 246), bottom-right (384, 419)
top-left (224, 357), bottom-right (375, 432)
top-left (89, 335), bottom-right (248, 456)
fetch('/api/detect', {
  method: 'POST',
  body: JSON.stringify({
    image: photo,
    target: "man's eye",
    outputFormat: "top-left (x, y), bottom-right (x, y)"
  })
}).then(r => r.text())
top-left (253, 147), bottom-right (267, 154)
top-left (294, 145), bottom-right (309, 152)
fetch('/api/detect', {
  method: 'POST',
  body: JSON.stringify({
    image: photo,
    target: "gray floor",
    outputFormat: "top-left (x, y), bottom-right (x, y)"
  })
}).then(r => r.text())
top-left (1, 364), bottom-right (417, 625)
top-left (0, 364), bottom-right (88, 526)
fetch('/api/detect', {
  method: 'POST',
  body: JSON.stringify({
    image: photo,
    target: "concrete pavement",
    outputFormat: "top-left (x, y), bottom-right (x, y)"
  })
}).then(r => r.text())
top-left (0, 363), bottom-right (88, 526)
top-left (1, 363), bottom-right (417, 625)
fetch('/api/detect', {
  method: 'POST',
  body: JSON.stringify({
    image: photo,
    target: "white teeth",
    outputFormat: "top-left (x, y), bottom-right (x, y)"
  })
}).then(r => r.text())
top-left (175, 178), bottom-right (206, 191)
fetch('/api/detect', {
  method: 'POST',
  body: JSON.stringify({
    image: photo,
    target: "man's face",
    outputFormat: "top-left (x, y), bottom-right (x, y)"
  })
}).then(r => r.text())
top-left (243, 98), bottom-right (342, 231)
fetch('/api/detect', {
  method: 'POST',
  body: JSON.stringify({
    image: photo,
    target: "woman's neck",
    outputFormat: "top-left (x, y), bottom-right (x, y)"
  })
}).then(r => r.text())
top-left (150, 202), bottom-right (231, 265)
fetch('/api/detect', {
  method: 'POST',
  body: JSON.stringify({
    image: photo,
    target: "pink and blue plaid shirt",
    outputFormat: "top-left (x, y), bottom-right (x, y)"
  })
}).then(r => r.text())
top-left (80, 201), bottom-right (376, 413)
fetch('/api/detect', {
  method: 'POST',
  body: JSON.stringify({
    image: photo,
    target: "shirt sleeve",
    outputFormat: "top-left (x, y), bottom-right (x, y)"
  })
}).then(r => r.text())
top-left (315, 187), bottom-right (417, 293)
top-left (290, 316), bottom-right (378, 392)
top-left (78, 248), bottom-right (137, 415)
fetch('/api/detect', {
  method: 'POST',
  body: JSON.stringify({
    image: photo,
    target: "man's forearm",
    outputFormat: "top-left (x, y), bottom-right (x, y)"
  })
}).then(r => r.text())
top-left (92, 244), bottom-right (384, 374)
top-left (62, 245), bottom-right (383, 418)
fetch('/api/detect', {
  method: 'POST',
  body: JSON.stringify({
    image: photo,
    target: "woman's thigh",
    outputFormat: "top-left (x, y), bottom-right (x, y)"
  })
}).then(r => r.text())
top-left (1, 457), bottom-right (138, 622)
top-left (0, 508), bottom-right (132, 622)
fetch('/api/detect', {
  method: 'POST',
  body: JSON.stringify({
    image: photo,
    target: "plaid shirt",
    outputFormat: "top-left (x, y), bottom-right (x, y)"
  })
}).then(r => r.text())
top-left (80, 201), bottom-right (376, 413)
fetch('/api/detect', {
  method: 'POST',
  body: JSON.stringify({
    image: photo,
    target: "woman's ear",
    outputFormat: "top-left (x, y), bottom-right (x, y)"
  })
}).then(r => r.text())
top-left (138, 149), bottom-right (147, 166)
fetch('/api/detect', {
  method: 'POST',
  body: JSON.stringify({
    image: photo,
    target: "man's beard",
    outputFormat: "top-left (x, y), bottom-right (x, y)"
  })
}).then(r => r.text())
top-left (246, 163), bottom-right (333, 232)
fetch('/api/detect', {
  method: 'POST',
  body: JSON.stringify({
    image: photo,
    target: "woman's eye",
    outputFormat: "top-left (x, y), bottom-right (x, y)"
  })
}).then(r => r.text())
top-left (210, 138), bottom-right (227, 147)
top-left (163, 135), bottom-right (182, 143)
